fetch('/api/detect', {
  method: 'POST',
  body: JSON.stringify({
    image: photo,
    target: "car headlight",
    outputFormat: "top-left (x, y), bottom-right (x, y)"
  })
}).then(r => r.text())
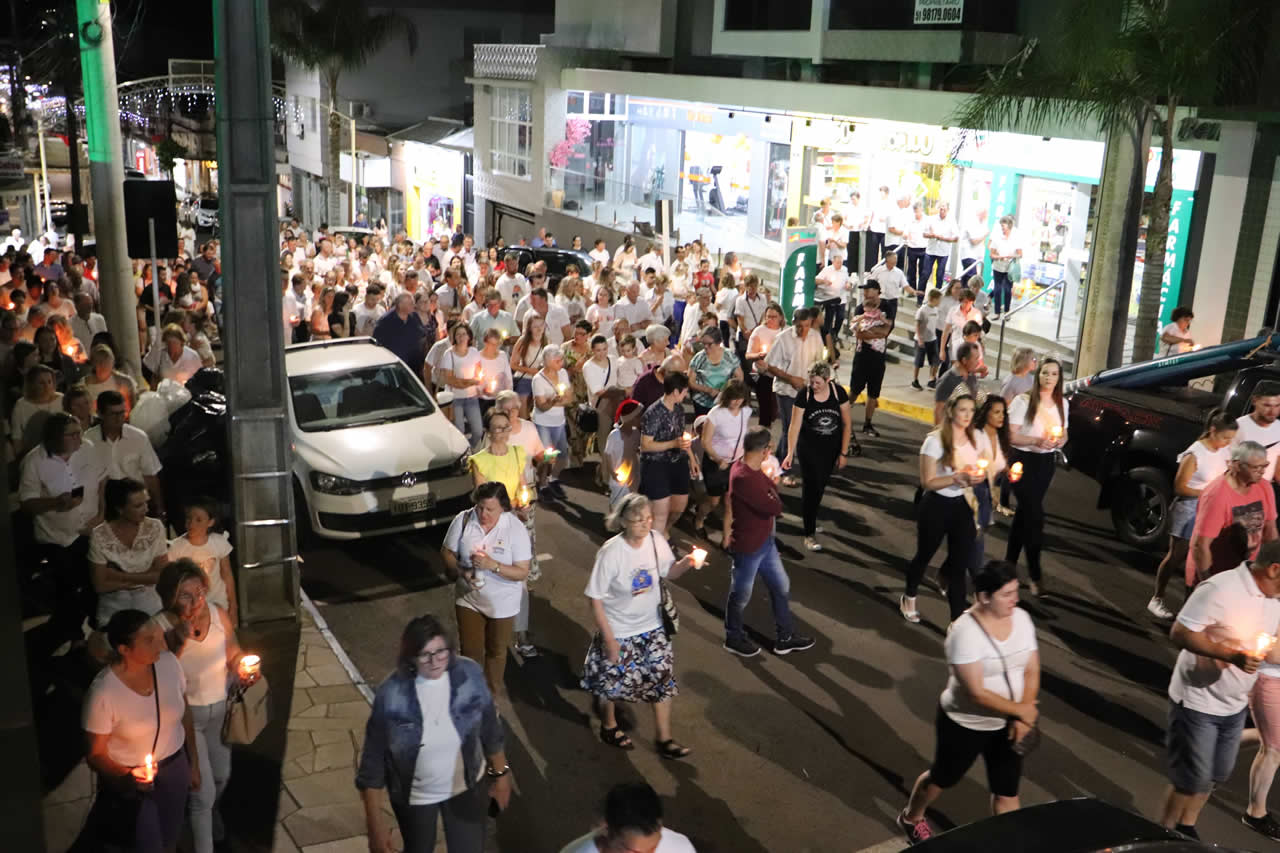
top-left (310, 471), bottom-right (365, 495)
top-left (451, 452), bottom-right (471, 476)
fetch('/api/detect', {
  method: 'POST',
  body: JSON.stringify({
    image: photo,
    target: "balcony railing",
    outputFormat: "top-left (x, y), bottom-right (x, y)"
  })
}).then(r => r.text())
top-left (473, 44), bottom-right (542, 81)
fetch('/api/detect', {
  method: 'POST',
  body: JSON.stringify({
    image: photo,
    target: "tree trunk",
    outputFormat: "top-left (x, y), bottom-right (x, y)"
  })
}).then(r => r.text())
top-left (325, 72), bottom-right (343, 227)
top-left (1076, 122), bottom-right (1145, 378)
top-left (1131, 106), bottom-right (1176, 362)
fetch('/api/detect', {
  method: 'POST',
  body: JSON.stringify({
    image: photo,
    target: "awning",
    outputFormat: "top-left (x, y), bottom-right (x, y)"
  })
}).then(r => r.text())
top-left (387, 117), bottom-right (465, 146)
top-left (434, 127), bottom-right (473, 154)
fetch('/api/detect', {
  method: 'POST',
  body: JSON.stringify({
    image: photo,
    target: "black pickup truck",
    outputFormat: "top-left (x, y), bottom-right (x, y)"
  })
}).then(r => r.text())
top-left (1066, 338), bottom-right (1280, 546)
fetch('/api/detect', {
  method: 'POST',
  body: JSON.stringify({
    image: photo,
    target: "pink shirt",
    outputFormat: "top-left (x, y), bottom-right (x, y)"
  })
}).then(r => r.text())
top-left (1187, 474), bottom-right (1277, 584)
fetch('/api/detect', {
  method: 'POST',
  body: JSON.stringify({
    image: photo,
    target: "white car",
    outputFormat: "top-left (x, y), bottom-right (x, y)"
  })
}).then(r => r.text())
top-left (286, 338), bottom-right (473, 539)
top-left (194, 196), bottom-right (219, 230)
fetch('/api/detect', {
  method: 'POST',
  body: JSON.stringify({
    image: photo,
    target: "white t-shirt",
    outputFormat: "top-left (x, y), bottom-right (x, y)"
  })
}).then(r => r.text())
top-left (815, 265), bottom-right (850, 302)
top-left (940, 609), bottom-right (1038, 731)
top-left (1178, 440), bottom-right (1232, 494)
top-left (905, 215), bottom-right (930, 249)
top-left (353, 303), bottom-right (385, 337)
top-left (560, 828), bottom-right (697, 853)
top-left (85, 424), bottom-right (162, 483)
top-left (83, 651), bottom-right (188, 767)
top-left (477, 351), bottom-right (513, 400)
top-left (584, 532), bottom-right (675, 639)
top-left (1233, 414), bottom-right (1280, 481)
top-left (927, 215), bottom-right (957, 256)
top-left (915, 305), bottom-right (940, 343)
top-left (167, 532), bottom-right (234, 610)
top-left (508, 420), bottom-right (545, 483)
top-left (495, 273), bottom-right (528, 311)
top-left (143, 345), bottom-right (204, 386)
top-left (734, 293), bottom-right (767, 336)
top-left (1007, 394), bottom-right (1068, 455)
top-left (617, 356), bottom-right (646, 391)
top-left (989, 231), bottom-right (1020, 272)
top-left (1162, 322), bottom-right (1194, 356)
top-left (963, 220), bottom-right (989, 256)
top-left (443, 347), bottom-right (483, 399)
top-left (531, 368), bottom-right (571, 427)
top-left (19, 443), bottom-right (107, 547)
top-left (706, 405), bottom-right (752, 462)
top-left (587, 304), bottom-right (616, 339)
top-left (409, 673), bottom-right (466, 805)
top-left (540, 305), bottom-right (572, 345)
top-left (588, 248), bottom-right (611, 267)
top-left (425, 339), bottom-right (453, 387)
top-left (445, 509), bottom-right (532, 619)
top-left (920, 429), bottom-right (993, 498)
top-left (714, 286), bottom-right (739, 320)
top-left (870, 266), bottom-right (909, 301)
top-left (616, 296), bottom-right (653, 331)
top-left (1169, 563), bottom-right (1280, 714)
top-left (582, 356), bottom-right (622, 398)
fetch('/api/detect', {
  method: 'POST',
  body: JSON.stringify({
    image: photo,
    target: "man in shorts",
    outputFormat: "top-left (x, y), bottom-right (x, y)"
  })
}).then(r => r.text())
top-left (1160, 539), bottom-right (1280, 840)
top-left (848, 282), bottom-right (891, 438)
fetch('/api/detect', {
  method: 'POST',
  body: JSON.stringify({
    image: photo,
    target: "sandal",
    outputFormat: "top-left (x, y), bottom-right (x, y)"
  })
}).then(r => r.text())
top-left (600, 726), bottom-right (634, 750)
top-left (656, 739), bottom-right (692, 760)
top-left (781, 476), bottom-right (799, 488)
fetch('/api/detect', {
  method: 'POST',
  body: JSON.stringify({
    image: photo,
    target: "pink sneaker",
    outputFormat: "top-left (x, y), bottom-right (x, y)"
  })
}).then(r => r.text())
top-left (898, 811), bottom-right (934, 845)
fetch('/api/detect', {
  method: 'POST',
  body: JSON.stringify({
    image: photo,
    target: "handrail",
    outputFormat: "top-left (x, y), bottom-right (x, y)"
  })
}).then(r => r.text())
top-left (994, 278), bottom-right (1066, 380)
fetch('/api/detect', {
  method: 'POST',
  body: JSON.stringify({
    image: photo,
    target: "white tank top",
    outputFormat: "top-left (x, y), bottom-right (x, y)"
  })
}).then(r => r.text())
top-left (180, 605), bottom-right (229, 706)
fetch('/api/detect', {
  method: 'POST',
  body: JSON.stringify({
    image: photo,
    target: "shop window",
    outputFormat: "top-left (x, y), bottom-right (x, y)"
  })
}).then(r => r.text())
top-left (724, 0), bottom-right (812, 31)
top-left (489, 87), bottom-right (533, 179)
top-left (568, 91), bottom-right (586, 114)
top-left (589, 92), bottom-right (606, 115)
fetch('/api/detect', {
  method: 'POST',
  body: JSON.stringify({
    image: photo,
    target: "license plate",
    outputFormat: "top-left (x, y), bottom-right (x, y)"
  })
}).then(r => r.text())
top-left (391, 495), bottom-right (435, 515)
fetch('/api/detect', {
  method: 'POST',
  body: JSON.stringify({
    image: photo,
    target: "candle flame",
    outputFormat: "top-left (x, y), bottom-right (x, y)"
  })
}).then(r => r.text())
top-left (557, 383), bottom-right (567, 394)
top-left (690, 547), bottom-right (708, 568)
top-left (517, 485), bottom-right (532, 507)
top-left (615, 461), bottom-right (631, 484)
top-left (1050, 426), bottom-right (1063, 439)
top-left (978, 459), bottom-right (989, 471)
top-left (1256, 633), bottom-right (1276, 657)
top-left (144, 753), bottom-right (155, 783)
top-left (1009, 461), bottom-right (1024, 482)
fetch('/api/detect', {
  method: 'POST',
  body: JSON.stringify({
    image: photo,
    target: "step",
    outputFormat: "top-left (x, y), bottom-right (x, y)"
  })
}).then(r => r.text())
top-left (885, 320), bottom-right (1075, 375)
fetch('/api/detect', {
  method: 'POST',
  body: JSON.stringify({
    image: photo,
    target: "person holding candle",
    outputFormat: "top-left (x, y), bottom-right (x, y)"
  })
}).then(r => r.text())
top-left (156, 559), bottom-right (248, 853)
top-left (582, 334), bottom-right (627, 485)
top-left (902, 394), bottom-right (991, 625)
top-left (475, 328), bottom-right (514, 421)
top-left (745, 302), bottom-right (786, 429)
top-left (694, 380), bottom-right (752, 535)
top-left (722, 426), bottom-right (816, 658)
top-left (1158, 540), bottom-right (1280, 840)
top-left (511, 313), bottom-right (548, 416)
top-left (531, 344), bottom-right (573, 501)
top-left (606, 399), bottom-right (644, 508)
top-left (783, 362), bottom-right (852, 552)
top-left (639, 371), bottom-right (701, 536)
top-left (439, 324), bottom-right (485, 449)
top-left (763, 307), bottom-right (824, 486)
top-left (83, 609), bottom-right (200, 853)
top-left (358, 614), bottom-right (512, 853)
top-left (1005, 357), bottom-right (1068, 597)
top-left (973, 395), bottom-right (1012, 572)
top-left (441, 481), bottom-right (532, 695)
top-left (582, 493), bottom-right (699, 757)
top-left (898, 561), bottom-right (1040, 844)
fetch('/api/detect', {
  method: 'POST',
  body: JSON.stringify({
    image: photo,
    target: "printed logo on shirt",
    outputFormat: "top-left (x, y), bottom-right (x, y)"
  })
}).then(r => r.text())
top-left (630, 568), bottom-right (654, 596)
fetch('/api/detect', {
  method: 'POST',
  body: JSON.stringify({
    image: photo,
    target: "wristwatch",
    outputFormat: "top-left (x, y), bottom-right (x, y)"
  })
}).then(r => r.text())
top-left (486, 764), bottom-right (511, 778)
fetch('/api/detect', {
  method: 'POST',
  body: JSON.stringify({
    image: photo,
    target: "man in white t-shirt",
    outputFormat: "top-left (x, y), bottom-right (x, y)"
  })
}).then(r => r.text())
top-left (924, 202), bottom-right (958, 291)
top-left (495, 254), bottom-right (528, 311)
top-left (868, 250), bottom-right (913, 327)
top-left (636, 243), bottom-right (665, 276)
top-left (521, 288), bottom-right (572, 345)
top-left (960, 207), bottom-right (990, 281)
top-left (763, 308), bottom-right (823, 468)
top-left (733, 275), bottom-right (768, 354)
top-left (867, 185), bottom-right (893, 271)
top-left (559, 784), bottom-right (697, 853)
top-left (589, 239), bottom-right (611, 268)
top-left (1159, 543), bottom-right (1280, 838)
top-left (1233, 384), bottom-right (1280, 482)
top-left (352, 284), bottom-right (386, 337)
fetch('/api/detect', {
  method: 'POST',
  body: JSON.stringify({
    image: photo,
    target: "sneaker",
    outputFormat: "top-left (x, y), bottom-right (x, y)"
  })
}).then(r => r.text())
top-left (898, 811), bottom-right (934, 845)
top-left (774, 633), bottom-right (815, 655)
top-left (862, 423), bottom-right (881, 438)
top-left (538, 486), bottom-right (557, 504)
top-left (723, 635), bottom-right (760, 657)
top-left (1243, 813), bottom-right (1280, 841)
top-left (900, 595), bottom-right (920, 623)
top-left (803, 537), bottom-right (823, 552)
top-left (1176, 824), bottom-right (1201, 840)
top-left (926, 379), bottom-right (937, 389)
top-left (514, 641), bottom-right (539, 658)
top-left (1147, 596), bottom-right (1175, 620)
top-left (911, 380), bottom-right (923, 391)
top-left (550, 481), bottom-right (568, 500)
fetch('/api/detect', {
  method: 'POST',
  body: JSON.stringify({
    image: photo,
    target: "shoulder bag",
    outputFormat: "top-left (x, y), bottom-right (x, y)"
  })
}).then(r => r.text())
top-left (969, 613), bottom-right (1040, 756)
top-left (223, 666), bottom-right (271, 745)
top-left (577, 359), bottom-right (609, 434)
top-left (653, 533), bottom-right (679, 636)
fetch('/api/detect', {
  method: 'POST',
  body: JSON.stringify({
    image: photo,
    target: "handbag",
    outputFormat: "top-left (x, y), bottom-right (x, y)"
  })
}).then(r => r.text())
top-left (969, 613), bottom-right (1040, 756)
top-left (653, 533), bottom-right (679, 636)
top-left (1007, 258), bottom-right (1022, 284)
top-left (577, 358), bottom-right (612, 433)
top-left (223, 669), bottom-right (271, 745)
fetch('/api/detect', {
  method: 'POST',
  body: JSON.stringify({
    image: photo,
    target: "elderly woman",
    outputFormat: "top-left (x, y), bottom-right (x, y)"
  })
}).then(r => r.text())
top-left (531, 343), bottom-right (573, 501)
top-left (83, 609), bottom-right (199, 853)
top-left (441, 481), bottom-right (532, 696)
top-left (143, 323), bottom-right (204, 388)
top-left (782, 362), bottom-right (852, 553)
top-left (357, 614), bottom-right (512, 853)
top-left (90, 477), bottom-right (169, 625)
top-left (84, 344), bottom-right (140, 414)
top-left (639, 323), bottom-right (671, 368)
top-left (10, 363), bottom-right (64, 456)
top-left (677, 287), bottom-right (714, 349)
top-left (582, 493), bottom-right (698, 758)
top-left (156, 559), bottom-right (247, 853)
top-left (688, 326), bottom-right (743, 418)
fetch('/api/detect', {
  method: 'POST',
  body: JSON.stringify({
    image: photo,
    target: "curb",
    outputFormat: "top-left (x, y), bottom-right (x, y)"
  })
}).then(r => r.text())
top-left (840, 384), bottom-right (934, 425)
top-left (299, 589), bottom-right (375, 704)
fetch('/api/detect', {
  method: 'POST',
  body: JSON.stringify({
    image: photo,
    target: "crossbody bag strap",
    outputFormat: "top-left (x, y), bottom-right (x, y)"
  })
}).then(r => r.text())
top-left (151, 663), bottom-right (161, 757)
top-left (968, 612), bottom-right (1017, 701)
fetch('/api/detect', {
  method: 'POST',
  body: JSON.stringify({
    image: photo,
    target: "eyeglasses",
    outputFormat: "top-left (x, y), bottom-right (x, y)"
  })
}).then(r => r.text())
top-left (490, 425), bottom-right (511, 433)
top-left (176, 588), bottom-right (206, 606)
top-left (416, 648), bottom-right (450, 662)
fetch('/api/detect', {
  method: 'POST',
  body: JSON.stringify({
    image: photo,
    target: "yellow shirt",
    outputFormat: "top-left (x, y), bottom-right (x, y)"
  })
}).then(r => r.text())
top-left (469, 445), bottom-right (527, 501)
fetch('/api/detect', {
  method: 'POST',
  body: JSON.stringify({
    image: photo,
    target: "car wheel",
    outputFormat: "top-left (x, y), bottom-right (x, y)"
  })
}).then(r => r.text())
top-left (1110, 466), bottom-right (1171, 548)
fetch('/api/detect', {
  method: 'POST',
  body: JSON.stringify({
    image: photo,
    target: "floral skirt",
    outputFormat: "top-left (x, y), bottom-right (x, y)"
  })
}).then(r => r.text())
top-left (580, 627), bottom-right (678, 704)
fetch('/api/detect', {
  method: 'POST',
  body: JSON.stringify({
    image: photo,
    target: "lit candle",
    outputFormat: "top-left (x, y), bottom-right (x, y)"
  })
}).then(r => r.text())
top-left (1050, 426), bottom-right (1063, 440)
top-left (682, 432), bottom-right (692, 442)
top-left (690, 547), bottom-right (708, 569)
top-left (239, 654), bottom-right (261, 679)
top-left (557, 383), bottom-right (567, 395)
top-left (1009, 461), bottom-right (1024, 482)
top-left (543, 448), bottom-right (560, 460)
top-left (476, 368), bottom-right (484, 382)
top-left (63, 344), bottom-right (76, 357)
top-left (1191, 344), bottom-right (1202, 352)
top-left (1255, 633), bottom-right (1277, 657)
top-left (615, 461), bottom-right (631, 484)
top-left (822, 347), bottom-right (829, 361)
top-left (500, 329), bottom-right (508, 340)
top-left (487, 379), bottom-right (497, 393)
top-left (763, 461), bottom-right (778, 479)
top-left (517, 485), bottom-right (532, 506)
top-left (144, 753), bottom-right (155, 783)
top-left (978, 459), bottom-right (989, 472)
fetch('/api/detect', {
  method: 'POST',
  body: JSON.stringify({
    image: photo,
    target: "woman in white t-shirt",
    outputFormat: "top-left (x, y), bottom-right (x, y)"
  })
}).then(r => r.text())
top-left (987, 216), bottom-right (1022, 320)
top-left (1006, 358), bottom-right (1068, 597)
top-left (902, 393), bottom-right (991, 625)
top-left (475, 328), bottom-right (514, 419)
top-left (694, 380), bottom-right (752, 534)
top-left (587, 286), bottom-right (617, 340)
top-left (83, 610), bottom-right (196, 852)
top-left (745, 303), bottom-right (785, 428)
top-left (441, 482), bottom-right (532, 696)
top-left (581, 494), bottom-right (698, 757)
top-left (559, 781), bottom-right (698, 853)
top-left (531, 344), bottom-right (573, 498)
top-left (898, 561), bottom-right (1040, 843)
top-left (1149, 409), bottom-right (1238, 620)
top-left (1160, 306), bottom-right (1196, 356)
top-left (439, 324), bottom-right (484, 448)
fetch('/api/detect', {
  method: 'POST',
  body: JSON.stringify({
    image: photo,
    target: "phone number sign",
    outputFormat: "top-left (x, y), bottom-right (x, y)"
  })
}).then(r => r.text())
top-left (914, 0), bottom-right (963, 25)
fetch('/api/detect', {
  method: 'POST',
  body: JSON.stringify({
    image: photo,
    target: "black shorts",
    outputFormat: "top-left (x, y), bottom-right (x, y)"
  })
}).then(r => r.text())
top-left (914, 339), bottom-right (940, 368)
top-left (929, 705), bottom-right (1023, 798)
top-left (702, 452), bottom-right (731, 497)
top-left (639, 456), bottom-right (691, 500)
top-left (849, 349), bottom-right (887, 400)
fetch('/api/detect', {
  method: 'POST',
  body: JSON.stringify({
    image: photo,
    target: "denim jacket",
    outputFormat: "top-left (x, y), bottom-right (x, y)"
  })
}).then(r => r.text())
top-left (355, 655), bottom-right (504, 807)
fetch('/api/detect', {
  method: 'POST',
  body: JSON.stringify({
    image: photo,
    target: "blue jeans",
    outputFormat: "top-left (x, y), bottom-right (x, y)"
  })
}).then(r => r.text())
top-left (190, 701), bottom-right (232, 853)
top-left (775, 394), bottom-right (796, 460)
top-left (725, 537), bottom-right (794, 641)
top-left (1166, 702), bottom-right (1247, 794)
top-left (452, 396), bottom-right (484, 448)
top-left (992, 270), bottom-right (1013, 315)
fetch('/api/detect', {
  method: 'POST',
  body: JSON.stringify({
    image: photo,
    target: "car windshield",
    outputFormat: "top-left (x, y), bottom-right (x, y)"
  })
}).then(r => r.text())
top-left (289, 363), bottom-right (435, 431)
top-left (201, 198), bottom-right (219, 210)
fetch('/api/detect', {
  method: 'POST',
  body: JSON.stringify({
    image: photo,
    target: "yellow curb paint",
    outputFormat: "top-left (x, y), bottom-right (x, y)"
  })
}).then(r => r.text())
top-left (843, 386), bottom-right (934, 425)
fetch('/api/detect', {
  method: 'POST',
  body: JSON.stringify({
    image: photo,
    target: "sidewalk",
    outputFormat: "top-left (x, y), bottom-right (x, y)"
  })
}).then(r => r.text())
top-left (39, 595), bottom-right (441, 853)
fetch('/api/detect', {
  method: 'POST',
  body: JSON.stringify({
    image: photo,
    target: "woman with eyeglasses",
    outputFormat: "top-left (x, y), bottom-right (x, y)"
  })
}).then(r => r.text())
top-left (358, 614), bottom-right (512, 853)
top-left (441, 481), bottom-right (532, 696)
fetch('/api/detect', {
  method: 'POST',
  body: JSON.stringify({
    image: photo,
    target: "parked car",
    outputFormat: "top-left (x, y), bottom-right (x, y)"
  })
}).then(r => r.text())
top-left (909, 798), bottom-right (1244, 852)
top-left (498, 246), bottom-right (595, 293)
top-left (330, 226), bottom-right (376, 247)
top-left (1065, 333), bottom-right (1280, 546)
top-left (194, 195), bottom-right (219, 231)
top-left (286, 338), bottom-right (473, 540)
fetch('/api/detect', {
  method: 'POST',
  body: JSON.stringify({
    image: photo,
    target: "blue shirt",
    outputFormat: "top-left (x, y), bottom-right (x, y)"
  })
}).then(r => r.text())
top-left (372, 311), bottom-right (426, 372)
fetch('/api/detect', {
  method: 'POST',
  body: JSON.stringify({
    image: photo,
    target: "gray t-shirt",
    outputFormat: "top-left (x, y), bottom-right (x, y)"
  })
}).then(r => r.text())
top-left (935, 367), bottom-right (979, 404)
top-left (1000, 372), bottom-right (1036, 403)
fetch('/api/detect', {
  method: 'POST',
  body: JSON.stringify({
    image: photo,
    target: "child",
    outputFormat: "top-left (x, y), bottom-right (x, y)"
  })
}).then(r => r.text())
top-left (616, 335), bottom-right (646, 394)
top-left (693, 258), bottom-right (716, 291)
top-left (167, 498), bottom-right (238, 625)
top-left (604, 400), bottom-right (643, 507)
top-left (912, 289), bottom-right (942, 391)
top-left (960, 320), bottom-right (989, 377)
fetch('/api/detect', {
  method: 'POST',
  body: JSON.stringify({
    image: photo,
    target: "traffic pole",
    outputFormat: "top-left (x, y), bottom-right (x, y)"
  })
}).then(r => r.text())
top-left (75, 0), bottom-right (143, 375)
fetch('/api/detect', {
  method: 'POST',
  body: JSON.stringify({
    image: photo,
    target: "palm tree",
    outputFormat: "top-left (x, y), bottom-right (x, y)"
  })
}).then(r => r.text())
top-left (952, 0), bottom-right (1261, 366)
top-left (271, 0), bottom-right (417, 226)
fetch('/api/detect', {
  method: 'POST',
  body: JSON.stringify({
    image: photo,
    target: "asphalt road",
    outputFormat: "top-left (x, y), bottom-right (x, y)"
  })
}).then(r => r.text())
top-left (298, 412), bottom-right (1270, 853)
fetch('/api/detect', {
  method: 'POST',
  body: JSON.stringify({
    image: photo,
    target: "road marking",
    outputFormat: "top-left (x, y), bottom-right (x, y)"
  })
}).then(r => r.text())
top-left (300, 589), bottom-right (375, 704)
